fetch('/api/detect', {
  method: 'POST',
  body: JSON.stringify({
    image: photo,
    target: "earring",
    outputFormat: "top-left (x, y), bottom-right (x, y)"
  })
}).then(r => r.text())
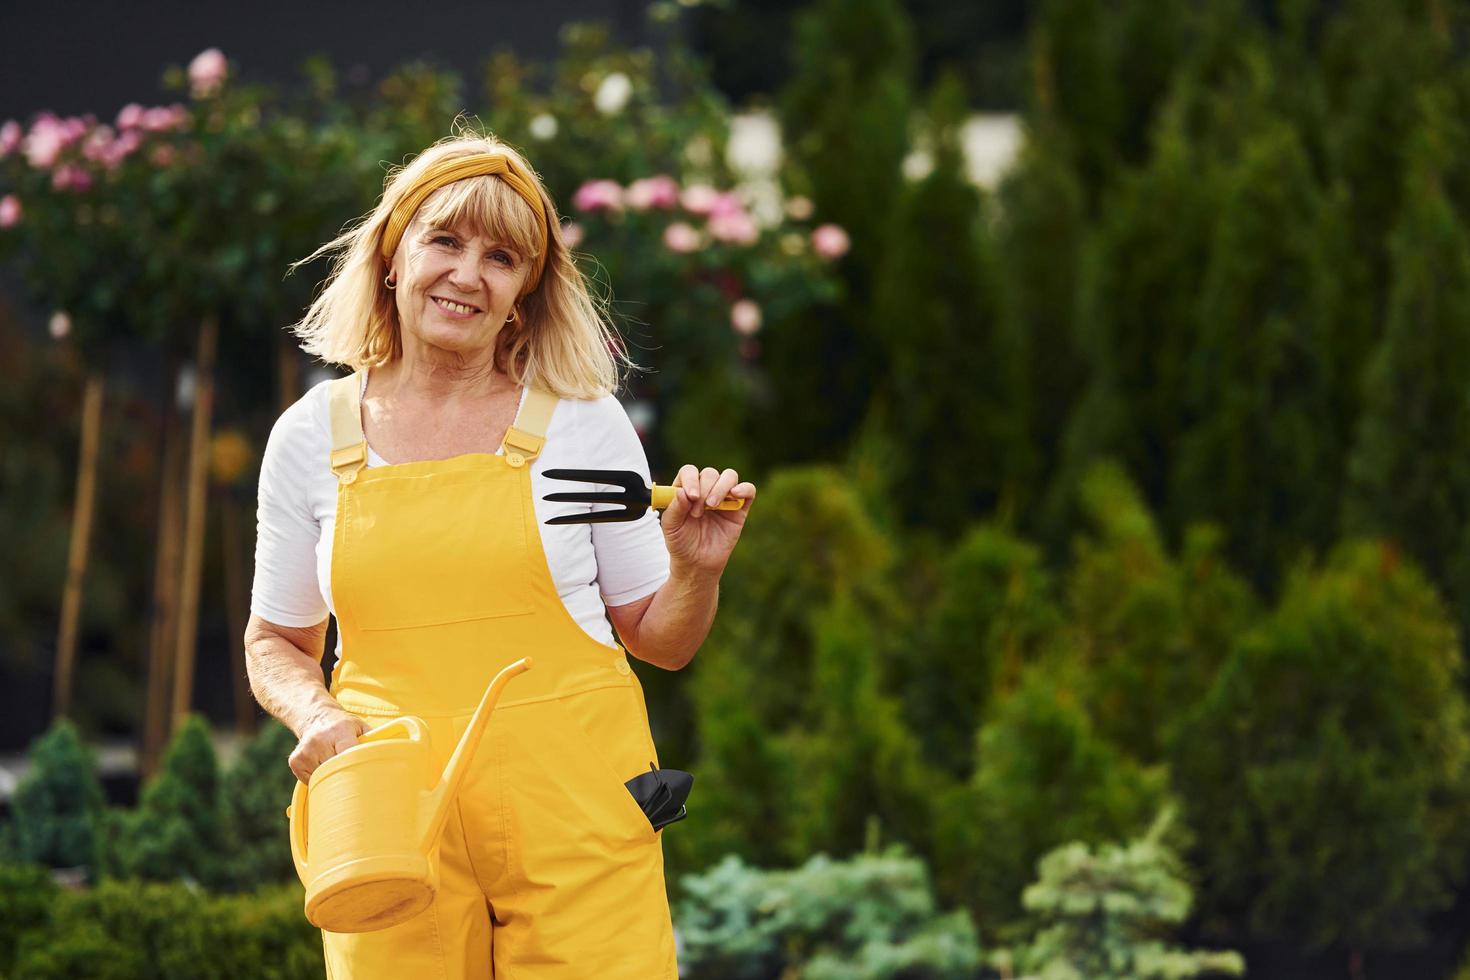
top-left (384, 273), bottom-right (397, 290)
top-left (505, 309), bottom-right (518, 324)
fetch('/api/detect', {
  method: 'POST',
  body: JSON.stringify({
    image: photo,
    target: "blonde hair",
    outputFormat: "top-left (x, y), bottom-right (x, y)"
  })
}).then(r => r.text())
top-left (287, 127), bottom-right (635, 399)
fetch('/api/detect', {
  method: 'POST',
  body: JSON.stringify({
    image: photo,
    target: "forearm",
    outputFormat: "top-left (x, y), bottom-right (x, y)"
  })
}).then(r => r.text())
top-left (630, 562), bottom-right (722, 670)
top-left (245, 634), bottom-right (349, 738)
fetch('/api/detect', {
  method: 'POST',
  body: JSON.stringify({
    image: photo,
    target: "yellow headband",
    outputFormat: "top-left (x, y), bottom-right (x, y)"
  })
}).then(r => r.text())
top-left (380, 153), bottom-right (549, 292)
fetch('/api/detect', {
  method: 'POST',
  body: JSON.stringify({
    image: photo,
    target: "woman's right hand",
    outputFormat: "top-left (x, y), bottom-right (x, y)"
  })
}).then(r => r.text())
top-left (289, 709), bottom-right (369, 785)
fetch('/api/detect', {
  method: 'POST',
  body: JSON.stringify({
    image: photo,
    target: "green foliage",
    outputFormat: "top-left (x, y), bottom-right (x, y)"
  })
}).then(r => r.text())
top-left (908, 524), bottom-right (1060, 778)
top-left (1011, 809), bottom-right (1245, 980)
top-left (766, 0), bottom-right (915, 459)
top-left (683, 467), bottom-right (898, 870)
top-left (676, 847), bottom-right (981, 980)
top-left (1172, 540), bottom-right (1470, 949)
top-left (5, 876), bottom-right (320, 980)
top-left (935, 666), bottom-right (1169, 937)
top-left (1067, 461), bottom-right (1259, 761)
top-left (217, 720), bottom-right (300, 890)
top-left (107, 714), bottom-right (226, 885)
top-left (1343, 89), bottom-right (1470, 630)
top-left (869, 70), bottom-right (1016, 533)
top-left (994, 128), bottom-right (1088, 525)
top-left (786, 591), bottom-right (937, 858)
top-left (1171, 118), bottom-right (1342, 587)
top-left (0, 864), bottom-right (56, 972)
top-left (9, 719), bottom-right (106, 870)
top-left (1048, 112), bottom-right (1219, 543)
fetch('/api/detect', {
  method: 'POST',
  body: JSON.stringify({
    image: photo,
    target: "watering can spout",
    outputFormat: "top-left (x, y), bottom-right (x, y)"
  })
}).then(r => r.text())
top-left (419, 657), bottom-right (533, 854)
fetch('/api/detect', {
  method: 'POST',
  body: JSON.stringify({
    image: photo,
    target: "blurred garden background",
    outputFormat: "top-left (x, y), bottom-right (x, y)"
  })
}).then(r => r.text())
top-left (2, 0), bottom-right (1469, 976)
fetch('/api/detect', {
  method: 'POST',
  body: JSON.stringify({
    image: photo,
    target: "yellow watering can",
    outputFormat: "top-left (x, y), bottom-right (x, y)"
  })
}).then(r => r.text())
top-left (286, 657), bottom-right (532, 933)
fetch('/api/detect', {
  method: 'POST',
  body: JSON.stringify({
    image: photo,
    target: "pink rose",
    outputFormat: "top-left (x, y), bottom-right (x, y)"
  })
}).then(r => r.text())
top-left (51, 164), bottom-right (92, 193)
top-left (572, 179), bottom-right (623, 213)
top-left (561, 221), bottom-right (584, 248)
top-left (662, 221), bottom-right (701, 253)
top-left (102, 129), bottom-right (142, 169)
top-left (679, 184), bottom-right (719, 216)
top-left (708, 191), bottom-right (745, 219)
top-left (0, 120), bottom-right (20, 157)
top-left (708, 211), bottom-right (759, 246)
top-left (116, 103), bottom-right (145, 130)
top-left (624, 175), bottom-right (679, 211)
top-left (81, 126), bottom-right (115, 164)
top-left (811, 223), bottom-right (850, 259)
top-left (730, 299), bottom-right (762, 336)
top-left (188, 48), bottom-right (228, 98)
top-left (140, 105), bottom-right (189, 133)
top-left (0, 194), bottom-right (21, 228)
top-left (23, 115), bottom-right (66, 169)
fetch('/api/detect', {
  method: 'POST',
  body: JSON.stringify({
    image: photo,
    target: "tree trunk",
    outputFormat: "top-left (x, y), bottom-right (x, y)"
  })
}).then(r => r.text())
top-left (220, 492), bottom-right (256, 735)
top-left (53, 370), bottom-right (104, 719)
top-left (142, 360), bottom-right (185, 778)
top-left (172, 314), bottom-right (218, 724)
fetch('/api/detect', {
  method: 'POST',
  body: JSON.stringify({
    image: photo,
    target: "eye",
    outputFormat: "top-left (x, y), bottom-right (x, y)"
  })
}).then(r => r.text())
top-left (492, 251), bottom-right (514, 266)
top-left (432, 235), bottom-right (458, 247)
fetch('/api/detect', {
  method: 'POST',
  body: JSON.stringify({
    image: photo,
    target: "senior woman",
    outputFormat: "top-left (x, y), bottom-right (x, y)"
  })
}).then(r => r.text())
top-left (243, 132), bottom-right (754, 979)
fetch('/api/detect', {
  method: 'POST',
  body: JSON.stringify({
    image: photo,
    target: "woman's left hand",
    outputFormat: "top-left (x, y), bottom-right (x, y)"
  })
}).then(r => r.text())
top-left (660, 464), bottom-right (756, 577)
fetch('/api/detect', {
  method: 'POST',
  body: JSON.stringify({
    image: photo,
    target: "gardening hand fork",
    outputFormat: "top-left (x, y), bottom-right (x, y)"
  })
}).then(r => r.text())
top-left (541, 468), bottom-right (744, 525)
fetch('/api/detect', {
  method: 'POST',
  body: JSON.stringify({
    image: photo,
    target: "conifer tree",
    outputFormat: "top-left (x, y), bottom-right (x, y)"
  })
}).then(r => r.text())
top-left (869, 71), bottom-right (1015, 533)
top-left (763, 0), bottom-right (915, 461)
top-left (681, 468), bottom-right (892, 871)
top-left (217, 720), bottom-right (299, 890)
top-left (1027, 0), bottom-right (1120, 203)
top-left (1344, 90), bottom-right (1470, 630)
top-left (1045, 112), bottom-right (1218, 544)
top-left (109, 715), bottom-right (226, 884)
top-left (1171, 119), bottom-right (1341, 587)
top-left (908, 524), bottom-right (1059, 779)
top-left (1014, 809), bottom-right (1244, 979)
top-left (933, 665), bottom-right (1168, 935)
top-left (789, 589), bottom-right (937, 858)
top-left (1067, 461), bottom-right (1258, 762)
top-left (993, 130), bottom-right (1088, 529)
top-left (1172, 540), bottom-right (1470, 954)
top-left (8, 720), bottom-right (105, 871)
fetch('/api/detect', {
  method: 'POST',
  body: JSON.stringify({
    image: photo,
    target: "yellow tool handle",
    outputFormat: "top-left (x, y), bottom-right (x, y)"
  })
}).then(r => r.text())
top-left (650, 486), bottom-right (745, 511)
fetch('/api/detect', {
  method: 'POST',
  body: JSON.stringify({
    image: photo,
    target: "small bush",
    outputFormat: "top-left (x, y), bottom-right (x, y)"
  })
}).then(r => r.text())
top-left (8, 719), bottom-right (106, 871)
top-left (7, 876), bottom-right (320, 980)
top-left (677, 846), bottom-right (980, 980)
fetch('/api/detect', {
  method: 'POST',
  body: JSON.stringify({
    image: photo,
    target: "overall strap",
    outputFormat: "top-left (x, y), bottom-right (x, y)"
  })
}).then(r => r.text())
top-left (501, 387), bottom-right (558, 468)
top-left (327, 371), bottom-right (368, 483)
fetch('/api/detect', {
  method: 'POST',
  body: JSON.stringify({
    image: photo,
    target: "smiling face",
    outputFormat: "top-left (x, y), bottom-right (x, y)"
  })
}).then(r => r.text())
top-left (386, 179), bottom-right (539, 363)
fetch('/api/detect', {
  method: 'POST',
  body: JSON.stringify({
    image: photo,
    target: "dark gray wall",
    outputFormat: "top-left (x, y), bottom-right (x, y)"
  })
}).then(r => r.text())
top-left (0, 0), bottom-right (655, 121)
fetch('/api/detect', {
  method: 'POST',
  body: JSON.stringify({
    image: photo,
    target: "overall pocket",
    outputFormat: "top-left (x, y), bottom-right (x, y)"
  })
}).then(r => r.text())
top-left (335, 466), bottom-right (536, 631)
top-left (546, 688), bottom-right (661, 845)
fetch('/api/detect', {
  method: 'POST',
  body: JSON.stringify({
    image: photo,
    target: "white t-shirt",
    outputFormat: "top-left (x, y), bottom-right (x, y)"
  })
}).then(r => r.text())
top-left (250, 372), bottom-right (671, 660)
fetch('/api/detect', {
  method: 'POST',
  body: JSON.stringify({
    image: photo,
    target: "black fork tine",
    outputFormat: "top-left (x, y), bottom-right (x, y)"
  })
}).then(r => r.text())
top-left (545, 509), bottom-right (641, 525)
top-left (542, 490), bottom-right (631, 504)
top-left (541, 467), bottom-right (655, 524)
top-left (543, 468), bottom-right (646, 493)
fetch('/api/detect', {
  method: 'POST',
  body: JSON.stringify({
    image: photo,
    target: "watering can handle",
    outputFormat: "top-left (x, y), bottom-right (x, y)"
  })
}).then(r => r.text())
top-left (288, 780), bottom-right (309, 883)
top-left (284, 715), bottom-right (419, 885)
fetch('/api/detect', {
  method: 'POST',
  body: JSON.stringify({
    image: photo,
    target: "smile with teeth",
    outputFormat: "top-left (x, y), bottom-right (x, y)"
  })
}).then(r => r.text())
top-left (432, 296), bottom-right (480, 315)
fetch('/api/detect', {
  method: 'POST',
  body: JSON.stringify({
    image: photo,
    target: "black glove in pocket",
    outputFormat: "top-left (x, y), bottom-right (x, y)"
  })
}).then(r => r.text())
top-left (624, 763), bottom-right (693, 831)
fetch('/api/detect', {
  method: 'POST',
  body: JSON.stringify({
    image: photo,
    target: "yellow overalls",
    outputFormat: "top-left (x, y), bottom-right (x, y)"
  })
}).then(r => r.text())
top-left (320, 370), bottom-right (678, 978)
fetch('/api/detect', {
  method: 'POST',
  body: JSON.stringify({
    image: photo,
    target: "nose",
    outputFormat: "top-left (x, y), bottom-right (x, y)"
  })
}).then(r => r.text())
top-left (445, 248), bottom-right (480, 291)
